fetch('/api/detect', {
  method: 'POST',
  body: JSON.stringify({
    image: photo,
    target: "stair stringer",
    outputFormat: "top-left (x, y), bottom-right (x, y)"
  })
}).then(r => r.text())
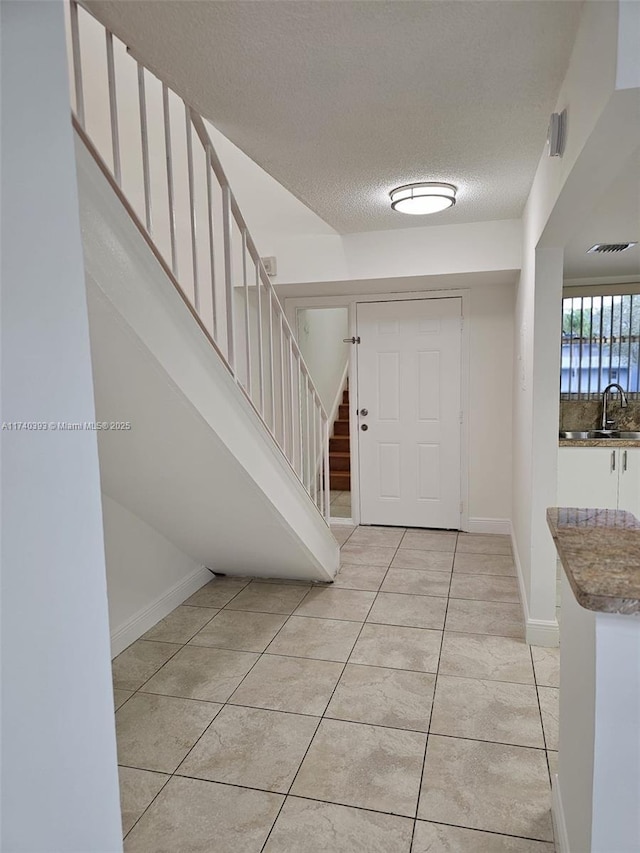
top-left (76, 139), bottom-right (339, 582)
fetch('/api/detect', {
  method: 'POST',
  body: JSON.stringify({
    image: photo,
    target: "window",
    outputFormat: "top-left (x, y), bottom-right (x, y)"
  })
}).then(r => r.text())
top-left (561, 294), bottom-right (640, 397)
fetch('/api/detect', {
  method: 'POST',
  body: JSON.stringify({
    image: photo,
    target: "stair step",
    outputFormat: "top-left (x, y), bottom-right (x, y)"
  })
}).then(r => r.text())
top-left (342, 390), bottom-right (349, 404)
top-left (330, 471), bottom-right (351, 490)
top-left (330, 436), bottom-right (350, 453)
top-left (334, 420), bottom-right (349, 436)
top-left (338, 404), bottom-right (349, 420)
top-left (329, 452), bottom-right (350, 472)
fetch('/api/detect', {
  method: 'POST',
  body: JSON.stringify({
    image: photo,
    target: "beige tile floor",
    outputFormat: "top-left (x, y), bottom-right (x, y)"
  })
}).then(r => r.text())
top-left (113, 526), bottom-right (560, 853)
top-left (330, 489), bottom-right (352, 519)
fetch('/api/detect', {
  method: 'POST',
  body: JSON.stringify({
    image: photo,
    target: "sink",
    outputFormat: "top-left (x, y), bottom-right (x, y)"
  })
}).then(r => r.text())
top-left (559, 430), bottom-right (640, 440)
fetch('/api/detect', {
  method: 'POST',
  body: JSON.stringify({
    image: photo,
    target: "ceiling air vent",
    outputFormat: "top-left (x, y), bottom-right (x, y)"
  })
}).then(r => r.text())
top-left (587, 243), bottom-right (638, 254)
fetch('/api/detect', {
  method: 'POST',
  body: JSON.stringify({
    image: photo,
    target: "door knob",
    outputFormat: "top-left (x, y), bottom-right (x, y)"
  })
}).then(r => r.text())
top-left (361, 424), bottom-right (368, 431)
top-left (360, 408), bottom-right (368, 417)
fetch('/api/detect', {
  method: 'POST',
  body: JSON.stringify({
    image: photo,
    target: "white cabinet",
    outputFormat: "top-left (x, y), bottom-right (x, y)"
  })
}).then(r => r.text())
top-left (558, 448), bottom-right (618, 510)
top-left (618, 448), bottom-right (640, 517)
top-left (558, 447), bottom-right (640, 518)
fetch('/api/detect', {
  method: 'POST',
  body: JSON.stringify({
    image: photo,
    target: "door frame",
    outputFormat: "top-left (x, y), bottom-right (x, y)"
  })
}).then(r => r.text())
top-left (284, 289), bottom-right (471, 530)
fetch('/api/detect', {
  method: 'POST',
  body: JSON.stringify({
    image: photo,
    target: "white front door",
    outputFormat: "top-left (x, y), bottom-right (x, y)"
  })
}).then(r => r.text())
top-left (356, 298), bottom-right (462, 528)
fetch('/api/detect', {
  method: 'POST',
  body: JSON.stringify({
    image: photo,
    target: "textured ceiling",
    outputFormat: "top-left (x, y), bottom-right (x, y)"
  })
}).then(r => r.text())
top-left (85, 0), bottom-right (583, 234)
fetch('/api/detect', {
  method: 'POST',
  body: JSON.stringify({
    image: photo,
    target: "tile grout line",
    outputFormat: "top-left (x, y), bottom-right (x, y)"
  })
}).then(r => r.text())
top-left (409, 529), bottom-right (458, 850)
top-left (114, 576), bottom-right (255, 693)
top-left (530, 644), bottom-right (557, 786)
top-left (258, 574), bottom-right (380, 847)
top-left (258, 526), bottom-right (408, 852)
top-left (122, 690), bottom-right (554, 751)
top-left (148, 547), bottom-right (371, 853)
top-left (140, 606), bottom-right (221, 647)
top-left (161, 587), bottom-right (522, 626)
top-left (117, 526), bottom-right (536, 847)
top-left (118, 600), bottom-right (234, 841)
top-left (121, 766), bottom-right (554, 845)
top-left (349, 528), bottom-right (427, 846)
top-left (121, 599), bottom-right (238, 694)
top-left (125, 640), bottom-right (273, 838)
top-left (120, 769), bottom-right (172, 841)
top-left (331, 522), bottom-right (357, 548)
top-left (259, 791), bottom-right (558, 846)
top-left (119, 577), bottom-right (291, 841)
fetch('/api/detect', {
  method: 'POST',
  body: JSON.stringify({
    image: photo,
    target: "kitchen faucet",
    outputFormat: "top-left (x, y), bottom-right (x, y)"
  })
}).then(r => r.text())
top-left (601, 382), bottom-right (628, 430)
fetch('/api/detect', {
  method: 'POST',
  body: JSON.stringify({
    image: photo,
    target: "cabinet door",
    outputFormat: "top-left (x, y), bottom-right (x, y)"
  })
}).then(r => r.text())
top-left (557, 448), bottom-right (619, 510)
top-left (617, 448), bottom-right (640, 518)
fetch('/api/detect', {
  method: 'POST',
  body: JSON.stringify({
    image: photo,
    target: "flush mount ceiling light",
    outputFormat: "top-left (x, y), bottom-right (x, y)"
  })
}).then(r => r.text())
top-left (390, 182), bottom-right (457, 215)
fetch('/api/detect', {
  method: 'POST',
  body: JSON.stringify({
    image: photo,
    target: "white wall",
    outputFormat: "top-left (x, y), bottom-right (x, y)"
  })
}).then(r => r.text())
top-left (102, 495), bottom-right (210, 656)
top-left (555, 576), bottom-right (640, 853)
top-left (616, 0), bottom-right (640, 90)
top-left (342, 219), bottom-right (522, 282)
top-left (0, 2), bottom-right (122, 849)
top-left (205, 121), bottom-right (338, 241)
top-left (511, 0), bottom-right (636, 645)
top-left (297, 308), bottom-right (349, 416)
top-left (466, 282), bottom-right (514, 525)
top-left (591, 611), bottom-right (640, 852)
top-left (285, 277), bottom-right (514, 528)
top-left (555, 573), bottom-right (596, 853)
top-left (259, 218), bottom-right (521, 286)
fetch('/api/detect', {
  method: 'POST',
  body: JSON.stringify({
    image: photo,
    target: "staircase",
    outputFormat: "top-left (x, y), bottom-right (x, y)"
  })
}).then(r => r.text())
top-left (66, 1), bottom-right (338, 585)
top-left (329, 384), bottom-right (351, 491)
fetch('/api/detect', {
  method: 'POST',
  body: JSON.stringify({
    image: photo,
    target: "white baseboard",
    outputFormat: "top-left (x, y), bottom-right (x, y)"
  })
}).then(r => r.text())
top-left (465, 517), bottom-right (511, 535)
top-left (552, 775), bottom-right (570, 853)
top-left (526, 617), bottom-right (560, 646)
top-left (511, 524), bottom-right (560, 648)
top-left (110, 565), bottom-right (212, 657)
top-left (330, 517), bottom-right (355, 526)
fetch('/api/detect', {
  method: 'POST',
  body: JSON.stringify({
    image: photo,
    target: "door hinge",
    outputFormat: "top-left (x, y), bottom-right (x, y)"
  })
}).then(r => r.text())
top-left (460, 318), bottom-right (464, 332)
top-left (459, 410), bottom-right (463, 424)
top-left (459, 501), bottom-right (464, 514)
top-left (343, 336), bottom-right (361, 344)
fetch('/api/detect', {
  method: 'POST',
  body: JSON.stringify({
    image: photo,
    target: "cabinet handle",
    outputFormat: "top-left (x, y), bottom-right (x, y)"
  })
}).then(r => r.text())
top-left (612, 450), bottom-right (616, 472)
top-left (623, 450), bottom-right (628, 472)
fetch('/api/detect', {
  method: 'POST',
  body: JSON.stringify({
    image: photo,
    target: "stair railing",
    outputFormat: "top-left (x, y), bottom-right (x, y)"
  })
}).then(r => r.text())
top-left (66, 0), bottom-right (330, 522)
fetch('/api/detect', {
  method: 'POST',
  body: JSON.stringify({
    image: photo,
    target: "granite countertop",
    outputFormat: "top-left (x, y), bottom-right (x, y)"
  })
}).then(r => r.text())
top-left (547, 507), bottom-right (640, 615)
top-left (560, 438), bottom-right (640, 447)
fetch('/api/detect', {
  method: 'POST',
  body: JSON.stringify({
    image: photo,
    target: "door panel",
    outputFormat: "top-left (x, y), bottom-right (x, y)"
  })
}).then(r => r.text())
top-left (418, 444), bottom-right (440, 500)
top-left (357, 298), bottom-right (462, 528)
top-left (377, 352), bottom-right (400, 419)
top-left (379, 443), bottom-right (401, 498)
top-left (418, 351), bottom-right (440, 420)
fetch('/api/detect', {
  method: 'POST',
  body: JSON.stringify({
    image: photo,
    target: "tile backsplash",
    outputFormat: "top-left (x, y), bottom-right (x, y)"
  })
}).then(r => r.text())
top-left (560, 399), bottom-right (640, 431)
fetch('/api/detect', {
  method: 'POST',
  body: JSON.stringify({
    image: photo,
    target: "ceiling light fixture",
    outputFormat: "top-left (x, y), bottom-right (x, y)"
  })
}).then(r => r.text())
top-left (390, 182), bottom-right (457, 215)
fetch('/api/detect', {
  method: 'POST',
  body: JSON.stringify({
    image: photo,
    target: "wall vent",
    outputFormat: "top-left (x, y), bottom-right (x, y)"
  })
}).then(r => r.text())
top-left (547, 109), bottom-right (567, 157)
top-left (587, 243), bottom-right (637, 254)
